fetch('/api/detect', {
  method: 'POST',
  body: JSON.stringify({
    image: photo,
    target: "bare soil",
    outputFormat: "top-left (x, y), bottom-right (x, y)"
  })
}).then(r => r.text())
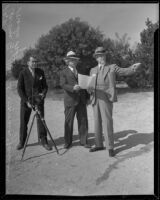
top-left (6, 80), bottom-right (154, 196)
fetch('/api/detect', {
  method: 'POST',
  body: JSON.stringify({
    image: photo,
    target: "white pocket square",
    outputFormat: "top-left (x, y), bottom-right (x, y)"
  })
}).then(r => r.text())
top-left (39, 76), bottom-right (42, 80)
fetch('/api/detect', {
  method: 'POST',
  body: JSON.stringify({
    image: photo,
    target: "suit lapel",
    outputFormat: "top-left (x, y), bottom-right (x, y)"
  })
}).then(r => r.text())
top-left (103, 65), bottom-right (110, 80)
top-left (26, 67), bottom-right (34, 84)
top-left (67, 67), bottom-right (78, 81)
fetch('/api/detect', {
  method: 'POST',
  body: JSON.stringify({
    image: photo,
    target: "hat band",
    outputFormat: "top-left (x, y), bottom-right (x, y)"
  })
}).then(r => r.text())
top-left (95, 50), bottom-right (106, 54)
top-left (66, 54), bottom-right (78, 58)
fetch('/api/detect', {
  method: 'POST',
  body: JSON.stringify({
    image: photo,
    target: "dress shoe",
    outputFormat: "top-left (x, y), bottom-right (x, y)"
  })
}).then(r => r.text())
top-left (80, 144), bottom-right (91, 148)
top-left (42, 144), bottom-right (52, 151)
top-left (89, 146), bottom-right (105, 152)
top-left (109, 149), bottom-right (115, 157)
top-left (63, 144), bottom-right (72, 149)
top-left (16, 144), bottom-right (24, 150)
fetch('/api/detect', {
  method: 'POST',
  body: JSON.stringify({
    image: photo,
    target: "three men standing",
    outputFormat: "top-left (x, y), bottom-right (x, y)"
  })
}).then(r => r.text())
top-left (17, 49), bottom-right (142, 157)
top-left (60, 51), bottom-right (90, 149)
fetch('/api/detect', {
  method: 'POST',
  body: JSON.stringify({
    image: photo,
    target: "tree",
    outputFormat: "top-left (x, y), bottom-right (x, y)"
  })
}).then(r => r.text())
top-left (103, 33), bottom-right (132, 67)
top-left (6, 70), bottom-right (14, 80)
top-left (12, 17), bottom-right (105, 87)
top-left (11, 59), bottom-right (25, 79)
top-left (34, 17), bottom-right (105, 86)
top-left (118, 18), bottom-right (159, 88)
top-left (134, 18), bottom-right (159, 87)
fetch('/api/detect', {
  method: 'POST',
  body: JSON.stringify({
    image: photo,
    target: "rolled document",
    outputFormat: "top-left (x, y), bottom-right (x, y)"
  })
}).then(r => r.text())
top-left (78, 74), bottom-right (96, 89)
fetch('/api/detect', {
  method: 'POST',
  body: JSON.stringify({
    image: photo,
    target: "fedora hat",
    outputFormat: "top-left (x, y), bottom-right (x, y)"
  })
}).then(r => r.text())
top-left (93, 47), bottom-right (107, 58)
top-left (64, 51), bottom-right (80, 61)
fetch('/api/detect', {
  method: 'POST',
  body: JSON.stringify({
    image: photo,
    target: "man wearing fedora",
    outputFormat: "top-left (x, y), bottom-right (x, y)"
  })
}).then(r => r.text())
top-left (17, 56), bottom-right (52, 151)
top-left (88, 47), bottom-right (142, 157)
top-left (60, 51), bottom-right (90, 149)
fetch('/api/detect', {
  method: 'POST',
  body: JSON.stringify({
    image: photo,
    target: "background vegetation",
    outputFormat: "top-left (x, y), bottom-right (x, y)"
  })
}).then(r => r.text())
top-left (9, 17), bottom-right (158, 89)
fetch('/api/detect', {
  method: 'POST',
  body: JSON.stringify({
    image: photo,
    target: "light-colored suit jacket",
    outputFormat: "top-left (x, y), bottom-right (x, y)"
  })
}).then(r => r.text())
top-left (89, 64), bottom-right (136, 104)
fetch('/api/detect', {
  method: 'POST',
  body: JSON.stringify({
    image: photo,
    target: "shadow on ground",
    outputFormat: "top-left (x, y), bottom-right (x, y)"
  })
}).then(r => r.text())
top-left (96, 130), bottom-right (153, 185)
top-left (27, 132), bottom-right (95, 148)
top-left (24, 133), bottom-right (95, 160)
top-left (26, 130), bottom-right (153, 165)
top-left (114, 130), bottom-right (153, 154)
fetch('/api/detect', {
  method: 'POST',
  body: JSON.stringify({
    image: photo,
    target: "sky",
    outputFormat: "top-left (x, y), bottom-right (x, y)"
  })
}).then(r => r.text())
top-left (2, 3), bottom-right (159, 70)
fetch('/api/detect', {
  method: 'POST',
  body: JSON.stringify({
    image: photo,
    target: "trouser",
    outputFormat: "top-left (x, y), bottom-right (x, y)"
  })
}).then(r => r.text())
top-left (93, 98), bottom-right (114, 149)
top-left (64, 103), bottom-right (88, 146)
top-left (19, 102), bottom-right (47, 146)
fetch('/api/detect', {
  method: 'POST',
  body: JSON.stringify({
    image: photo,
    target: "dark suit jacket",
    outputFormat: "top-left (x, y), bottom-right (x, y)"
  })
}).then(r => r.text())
top-left (60, 67), bottom-right (89, 107)
top-left (89, 64), bottom-right (136, 104)
top-left (17, 67), bottom-right (48, 104)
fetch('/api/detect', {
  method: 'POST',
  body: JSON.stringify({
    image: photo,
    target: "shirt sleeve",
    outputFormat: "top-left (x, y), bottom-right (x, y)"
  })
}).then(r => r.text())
top-left (113, 64), bottom-right (135, 77)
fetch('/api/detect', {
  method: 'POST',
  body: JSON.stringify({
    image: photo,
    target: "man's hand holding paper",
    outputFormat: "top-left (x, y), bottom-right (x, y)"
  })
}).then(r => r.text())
top-left (78, 73), bottom-right (96, 92)
top-left (73, 84), bottom-right (81, 91)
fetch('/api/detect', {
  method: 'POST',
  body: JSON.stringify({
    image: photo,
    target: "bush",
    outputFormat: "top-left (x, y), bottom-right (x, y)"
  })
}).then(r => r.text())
top-left (6, 70), bottom-right (14, 80)
top-left (11, 59), bottom-right (26, 79)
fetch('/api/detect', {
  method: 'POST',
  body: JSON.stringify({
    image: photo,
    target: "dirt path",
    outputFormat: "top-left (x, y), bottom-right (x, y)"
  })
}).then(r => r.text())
top-left (6, 81), bottom-right (153, 195)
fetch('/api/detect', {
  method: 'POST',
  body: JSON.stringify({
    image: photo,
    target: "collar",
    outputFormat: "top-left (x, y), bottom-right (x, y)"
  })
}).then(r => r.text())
top-left (68, 66), bottom-right (77, 73)
top-left (28, 67), bottom-right (35, 76)
top-left (68, 66), bottom-right (74, 71)
top-left (98, 64), bottom-right (105, 68)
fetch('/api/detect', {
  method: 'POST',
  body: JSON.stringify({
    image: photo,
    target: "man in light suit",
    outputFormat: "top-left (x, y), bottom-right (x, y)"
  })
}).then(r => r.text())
top-left (60, 51), bottom-right (90, 149)
top-left (88, 47), bottom-right (142, 157)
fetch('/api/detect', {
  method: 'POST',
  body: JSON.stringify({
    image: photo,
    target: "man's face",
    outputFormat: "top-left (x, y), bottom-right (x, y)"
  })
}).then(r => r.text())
top-left (28, 57), bottom-right (37, 69)
top-left (95, 54), bottom-right (106, 65)
top-left (68, 59), bottom-right (78, 68)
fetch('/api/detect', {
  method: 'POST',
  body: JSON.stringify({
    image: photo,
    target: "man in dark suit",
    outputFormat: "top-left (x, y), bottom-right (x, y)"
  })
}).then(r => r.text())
top-left (17, 56), bottom-right (52, 151)
top-left (88, 47), bottom-right (142, 157)
top-left (60, 51), bottom-right (91, 149)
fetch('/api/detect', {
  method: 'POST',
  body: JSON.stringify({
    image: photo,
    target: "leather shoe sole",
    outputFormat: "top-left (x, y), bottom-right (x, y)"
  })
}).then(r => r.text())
top-left (109, 149), bottom-right (115, 157)
top-left (42, 144), bottom-right (52, 151)
top-left (80, 144), bottom-right (91, 148)
top-left (63, 144), bottom-right (72, 149)
top-left (16, 144), bottom-right (24, 150)
top-left (89, 146), bottom-right (105, 152)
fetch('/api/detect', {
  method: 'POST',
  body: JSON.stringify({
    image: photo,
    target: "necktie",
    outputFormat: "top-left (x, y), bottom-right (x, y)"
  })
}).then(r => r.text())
top-left (31, 69), bottom-right (35, 77)
top-left (73, 68), bottom-right (78, 78)
top-left (32, 71), bottom-right (35, 77)
top-left (99, 65), bottom-right (103, 72)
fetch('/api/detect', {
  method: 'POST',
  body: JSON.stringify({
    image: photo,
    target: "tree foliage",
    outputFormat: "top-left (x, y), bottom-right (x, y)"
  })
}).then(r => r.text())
top-left (35, 17), bottom-right (104, 79)
top-left (11, 59), bottom-right (25, 79)
top-left (11, 17), bottom-right (158, 89)
top-left (133, 18), bottom-right (159, 87)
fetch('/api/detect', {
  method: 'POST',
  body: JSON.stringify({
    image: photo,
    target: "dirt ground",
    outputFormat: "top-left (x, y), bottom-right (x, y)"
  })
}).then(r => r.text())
top-left (6, 80), bottom-right (154, 196)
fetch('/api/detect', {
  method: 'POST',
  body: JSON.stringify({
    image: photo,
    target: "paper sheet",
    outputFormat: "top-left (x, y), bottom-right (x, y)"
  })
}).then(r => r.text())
top-left (78, 74), bottom-right (95, 89)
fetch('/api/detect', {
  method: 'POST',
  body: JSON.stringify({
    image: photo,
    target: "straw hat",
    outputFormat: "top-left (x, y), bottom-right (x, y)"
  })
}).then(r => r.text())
top-left (64, 51), bottom-right (80, 62)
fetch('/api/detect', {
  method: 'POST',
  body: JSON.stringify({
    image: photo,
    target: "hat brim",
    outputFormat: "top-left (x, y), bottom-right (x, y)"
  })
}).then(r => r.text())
top-left (64, 56), bottom-right (80, 61)
top-left (93, 52), bottom-right (107, 58)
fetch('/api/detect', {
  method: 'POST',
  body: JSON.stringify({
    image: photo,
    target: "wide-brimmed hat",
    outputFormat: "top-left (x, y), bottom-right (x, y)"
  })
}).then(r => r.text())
top-left (93, 47), bottom-right (107, 58)
top-left (64, 51), bottom-right (80, 62)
